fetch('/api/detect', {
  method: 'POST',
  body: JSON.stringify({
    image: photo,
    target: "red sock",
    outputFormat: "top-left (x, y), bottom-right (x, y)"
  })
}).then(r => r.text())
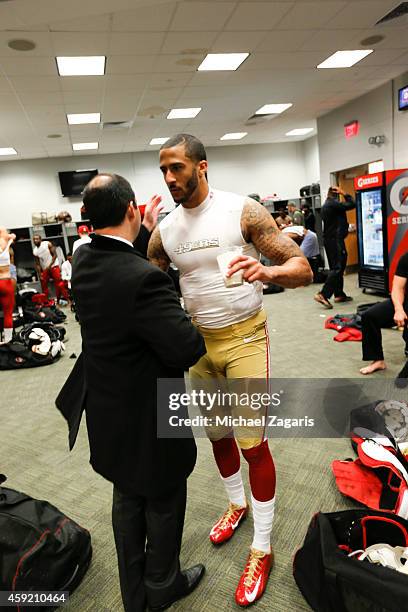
top-left (242, 440), bottom-right (276, 501)
top-left (211, 437), bottom-right (241, 478)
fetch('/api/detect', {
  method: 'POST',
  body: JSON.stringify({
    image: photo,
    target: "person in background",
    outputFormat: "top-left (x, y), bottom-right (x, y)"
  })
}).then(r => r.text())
top-left (9, 245), bottom-right (17, 290)
top-left (61, 253), bottom-right (72, 299)
top-left (360, 252), bottom-right (408, 387)
top-left (282, 225), bottom-right (320, 282)
top-left (314, 186), bottom-right (355, 309)
top-left (301, 204), bottom-right (316, 232)
top-left (33, 234), bottom-right (70, 305)
top-left (287, 202), bottom-right (304, 227)
top-left (72, 225), bottom-right (92, 254)
top-left (274, 205), bottom-right (292, 230)
top-left (0, 227), bottom-right (16, 344)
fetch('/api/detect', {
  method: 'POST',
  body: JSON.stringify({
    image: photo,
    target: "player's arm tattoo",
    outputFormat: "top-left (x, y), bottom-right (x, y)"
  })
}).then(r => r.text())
top-left (147, 227), bottom-right (171, 272)
top-left (241, 198), bottom-right (303, 264)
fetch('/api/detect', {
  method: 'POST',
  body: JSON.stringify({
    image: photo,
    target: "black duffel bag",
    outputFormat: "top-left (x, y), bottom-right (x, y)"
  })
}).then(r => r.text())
top-left (294, 509), bottom-right (408, 612)
top-left (0, 475), bottom-right (92, 611)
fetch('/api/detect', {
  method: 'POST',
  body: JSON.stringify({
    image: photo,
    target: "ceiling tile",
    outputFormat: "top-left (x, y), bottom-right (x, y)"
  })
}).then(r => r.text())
top-left (153, 55), bottom-right (201, 73)
top-left (18, 91), bottom-right (64, 106)
top-left (106, 55), bottom-right (156, 75)
top-left (161, 31), bottom-right (217, 55)
top-left (211, 30), bottom-right (265, 53)
top-left (51, 32), bottom-right (109, 55)
top-left (10, 76), bottom-right (61, 93)
top-left (60, 76), bottom-right (105, 93)
top-left (0, 57), bottom-right (56, 77)
top-left (109, 32), bottom-right (165, 55)
top-left (300, 29), bottom-right (360, 52)
top-left (112, 3), bottom-right (176, 31)
top-left (324, 1), bottom-right (399, 29)
top-left (277, 2), bottom-right (346, 30)
top-left (171, 2), bottom-right (236, 32)
top-left (256, 29), bottom-right (311, 53)
top-left (357, 48), bottom-right (408, 67)
top-left (49, 14), bottom-right (111, 32)
top-left (104, 74), bottom-right (149, 91)
top-left (225, 2), bottom-right (293, 31)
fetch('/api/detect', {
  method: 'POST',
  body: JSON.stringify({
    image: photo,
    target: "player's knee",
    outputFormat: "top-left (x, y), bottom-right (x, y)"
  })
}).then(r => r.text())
top-left (241, 439), bottom-right (270, 465)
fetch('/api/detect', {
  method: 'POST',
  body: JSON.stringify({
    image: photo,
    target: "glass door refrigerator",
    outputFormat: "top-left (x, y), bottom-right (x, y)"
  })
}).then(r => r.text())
top-left (355, 169), bottom-right (408, 294)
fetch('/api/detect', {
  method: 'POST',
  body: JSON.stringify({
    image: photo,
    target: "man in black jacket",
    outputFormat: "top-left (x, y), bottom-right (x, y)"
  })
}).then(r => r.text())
top-left (70, 173), bottom-right (206, 611)
top-left (314, 186), bottom-right (355, 309)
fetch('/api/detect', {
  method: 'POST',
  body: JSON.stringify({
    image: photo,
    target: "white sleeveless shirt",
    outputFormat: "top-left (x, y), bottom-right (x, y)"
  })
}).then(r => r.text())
top-left (160, 188), bottom-right (263, 328)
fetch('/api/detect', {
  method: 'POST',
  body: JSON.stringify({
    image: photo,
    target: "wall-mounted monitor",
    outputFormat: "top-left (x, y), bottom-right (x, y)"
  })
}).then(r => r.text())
top-left (398, 85), bottom-right (408, 111)
top-left (58, 169), bottom-right (98, 197)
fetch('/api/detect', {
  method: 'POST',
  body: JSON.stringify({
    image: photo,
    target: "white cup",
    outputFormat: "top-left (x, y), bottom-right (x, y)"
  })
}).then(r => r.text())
top-left (217, 247), bottom-right (244, 288)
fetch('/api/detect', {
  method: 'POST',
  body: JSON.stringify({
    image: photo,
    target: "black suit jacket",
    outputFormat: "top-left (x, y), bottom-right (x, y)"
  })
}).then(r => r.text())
top-left (56, 233), bottom-right (205, 498)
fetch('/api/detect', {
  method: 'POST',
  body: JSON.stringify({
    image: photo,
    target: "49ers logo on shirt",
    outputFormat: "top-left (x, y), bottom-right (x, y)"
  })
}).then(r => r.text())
top-left (174, 238), bottom-right (219, 254)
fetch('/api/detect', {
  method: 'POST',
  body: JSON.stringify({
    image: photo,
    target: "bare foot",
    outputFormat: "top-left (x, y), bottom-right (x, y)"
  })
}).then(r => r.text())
top-left (360, 361), bottom-right (386, 375)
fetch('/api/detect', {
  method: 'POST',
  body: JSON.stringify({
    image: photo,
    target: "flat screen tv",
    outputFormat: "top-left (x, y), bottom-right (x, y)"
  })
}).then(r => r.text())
top-left (398, 85), bottom-right (408, 111)
top-left (58, 169), bottom-right (98, 197)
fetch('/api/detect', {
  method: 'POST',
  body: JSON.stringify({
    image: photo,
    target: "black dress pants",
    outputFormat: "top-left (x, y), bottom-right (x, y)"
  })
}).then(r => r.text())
top-left (321, 237), bottom-right (348, 299)
top-left (112, 481), bottom-right (187, 612)
top-left (361, 298), bottom-right (408, 361)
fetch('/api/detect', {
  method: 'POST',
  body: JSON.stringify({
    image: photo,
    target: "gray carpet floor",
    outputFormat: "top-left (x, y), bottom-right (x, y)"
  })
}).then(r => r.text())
top-left (1, 273), bottom-right (406, 611)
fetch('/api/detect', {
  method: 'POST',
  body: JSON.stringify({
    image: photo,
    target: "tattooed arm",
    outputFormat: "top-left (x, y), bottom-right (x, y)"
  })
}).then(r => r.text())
top-left (227, 198), bottom-right (312, 288)
top-left (147, 227), bottom-right (171, 272)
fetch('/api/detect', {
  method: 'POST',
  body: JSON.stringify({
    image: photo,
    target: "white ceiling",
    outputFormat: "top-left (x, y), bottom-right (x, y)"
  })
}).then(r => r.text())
top-left (0, 0), bottom-right (406, 159)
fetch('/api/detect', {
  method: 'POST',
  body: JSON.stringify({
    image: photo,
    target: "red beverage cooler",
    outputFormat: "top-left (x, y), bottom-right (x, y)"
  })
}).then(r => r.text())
top-left (354, 169), bottom-right (408, 294)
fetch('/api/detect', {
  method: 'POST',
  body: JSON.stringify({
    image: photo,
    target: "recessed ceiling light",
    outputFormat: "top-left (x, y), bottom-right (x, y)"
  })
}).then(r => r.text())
top-left (220, 132), bottom-right (248, 140)
top-left (360, 35), bottom-right (384, 46)
top-left (0, 148), bottom-right (17, 156)
top-left (72, 142), bottom-right (99, 151)
top-left (198, 53), bottom-right (249, 71)
top-left (167, 108), bottom-right (201, 119)
top-left (255, 103), bottom-right (292, 115)
top-left (8, 39), bottom-right (36, 52)
top-left (150, 137), bottom-right (169, 145)
top-left (317, 50), bottom-right (373, 69)
top-left (56, 56), bottom-right (106, 76)
top-left (286, 128), bottom-right (314, 136)
top-left (67, 113), bottom-right (101, 125)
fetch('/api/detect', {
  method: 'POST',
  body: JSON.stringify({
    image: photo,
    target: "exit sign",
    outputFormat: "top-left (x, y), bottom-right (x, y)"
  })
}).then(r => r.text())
top-left (344, 120), bottom-right (359, 138)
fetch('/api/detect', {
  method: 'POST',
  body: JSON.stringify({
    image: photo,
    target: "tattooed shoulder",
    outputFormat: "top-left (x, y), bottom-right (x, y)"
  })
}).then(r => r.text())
top-left (241, 197), bottom-right (279, 242)
top-left (147, 227), bottom-right (170, 271)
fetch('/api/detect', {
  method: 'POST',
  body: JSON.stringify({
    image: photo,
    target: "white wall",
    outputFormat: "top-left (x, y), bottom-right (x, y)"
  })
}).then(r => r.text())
top-left (0, 141), bottom-right (308, 228)
top-left (317, 71), bottom-right (408, 196)
top-left (301, 135), bottom-right (320, 184)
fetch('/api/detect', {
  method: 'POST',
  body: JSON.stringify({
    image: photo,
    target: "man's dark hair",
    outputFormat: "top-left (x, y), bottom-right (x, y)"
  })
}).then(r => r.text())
top-left (160, 133), bottom-right (207, 163)
top-left (82, 173), bottom-right (135, 229)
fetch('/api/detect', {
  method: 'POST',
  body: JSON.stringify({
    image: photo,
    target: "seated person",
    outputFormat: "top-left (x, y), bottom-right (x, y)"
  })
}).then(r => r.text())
top-left (301, 204), bottom-right (316, 232)
top-left (282, 226), bottom-right (320, 282)
top-left (275, 205), bottom-right (292, 230)
top-left (359, 252), bottom-right (408, 387)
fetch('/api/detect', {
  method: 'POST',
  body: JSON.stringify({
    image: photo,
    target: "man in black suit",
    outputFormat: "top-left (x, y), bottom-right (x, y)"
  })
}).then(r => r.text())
top-left (70, 173), bottom-right (206, 611)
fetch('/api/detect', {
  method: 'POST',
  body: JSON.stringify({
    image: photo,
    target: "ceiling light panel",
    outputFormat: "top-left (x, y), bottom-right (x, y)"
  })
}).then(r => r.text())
top-left (317, 50), bottom-right (373, 69)
top-left (286, 128), bottom-right (314, 136)
top-left (167, 108), bottom-right (201, 119)
top-left (255, 103), bottom-right (292, 115)
top-left (198, 53), bottom-right (249, 71)
top-left (150, 137), bottom-right (169, 145)
top-left (67, 113), bottom-right (101, 125)
top-left (72, 142), bottom-right (99, 151)
top-left (56, 56), bottom-right (106, 76)
top-left (220, 132), bottom-right (248, 140)
top-left (0, 148), bottom-right (17, 156)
